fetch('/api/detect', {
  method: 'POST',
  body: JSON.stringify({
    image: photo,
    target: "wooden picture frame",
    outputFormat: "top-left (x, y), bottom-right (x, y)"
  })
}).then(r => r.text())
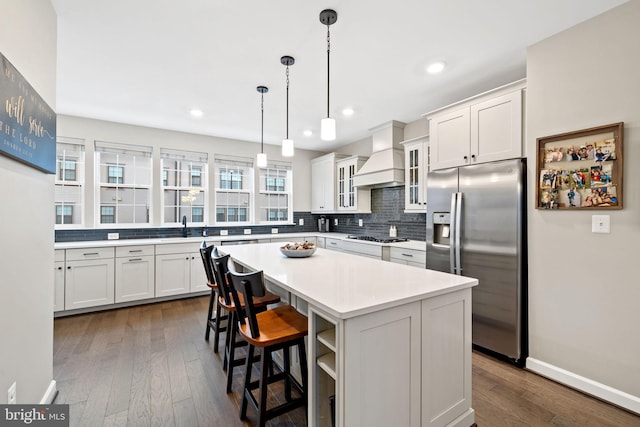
top-left (536, 122), bottom-right (623, 210)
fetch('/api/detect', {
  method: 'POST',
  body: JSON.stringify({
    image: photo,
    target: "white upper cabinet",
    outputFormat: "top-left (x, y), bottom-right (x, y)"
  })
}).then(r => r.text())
top-left (401, 136), bottom-right (428, 212)
top-left (336, 156), bottom-right (371, 213)
top-left (311, 153), bottom-right (347, 213)
top-left (428, 80), bottom-right (525, 171)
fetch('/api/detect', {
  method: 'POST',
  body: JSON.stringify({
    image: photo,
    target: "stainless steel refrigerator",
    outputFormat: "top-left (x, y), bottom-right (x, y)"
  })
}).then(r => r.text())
top-left (426, 158), bottom-right (527, 365)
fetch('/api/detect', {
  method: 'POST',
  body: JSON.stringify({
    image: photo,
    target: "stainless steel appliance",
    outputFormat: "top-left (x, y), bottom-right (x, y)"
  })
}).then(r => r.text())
top-left (426, 158), bottom-right (527, 365)
top-left (318, 215), bottom-right (330, 232)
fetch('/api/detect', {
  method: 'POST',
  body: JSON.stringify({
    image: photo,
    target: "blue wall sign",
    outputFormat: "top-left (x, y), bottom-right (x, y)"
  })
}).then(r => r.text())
top-left (1, 52), bottom-right (56, 174)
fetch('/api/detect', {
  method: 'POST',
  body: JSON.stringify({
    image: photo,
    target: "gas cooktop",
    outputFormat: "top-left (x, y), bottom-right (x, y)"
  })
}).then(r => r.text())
top-left (346, 235), bottom-right (408, 243)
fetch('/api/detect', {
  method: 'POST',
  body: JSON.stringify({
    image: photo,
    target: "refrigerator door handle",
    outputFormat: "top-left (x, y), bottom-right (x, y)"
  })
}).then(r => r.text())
top-left (454, 192), bottom-right (463, 275)
top-left (449, 193), bottom-right (457, 274)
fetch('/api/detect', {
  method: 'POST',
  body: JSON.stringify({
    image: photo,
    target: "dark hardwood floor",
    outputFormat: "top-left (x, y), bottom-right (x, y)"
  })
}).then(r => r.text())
top-left (53, 296), bottom-right (640, 426)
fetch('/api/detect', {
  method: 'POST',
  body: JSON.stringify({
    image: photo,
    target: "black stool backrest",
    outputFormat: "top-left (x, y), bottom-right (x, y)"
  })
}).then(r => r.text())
top-left (211, 253), bottom-right (233, 304)
top-left (227, 269), bottom-right (266, 339)
top-left (199, 244), bottom-right (216, 285)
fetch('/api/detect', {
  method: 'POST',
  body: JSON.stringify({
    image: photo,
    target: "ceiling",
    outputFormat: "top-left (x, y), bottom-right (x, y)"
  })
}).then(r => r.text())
top-left (51, 0), bottom-right (627, 152)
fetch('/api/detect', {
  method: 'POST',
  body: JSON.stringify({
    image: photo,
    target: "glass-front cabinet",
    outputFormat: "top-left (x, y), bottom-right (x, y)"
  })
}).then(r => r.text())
top-left (401, 136), bottom-right (428, 212)
top-left (336, 155), bottom-right (370, 213)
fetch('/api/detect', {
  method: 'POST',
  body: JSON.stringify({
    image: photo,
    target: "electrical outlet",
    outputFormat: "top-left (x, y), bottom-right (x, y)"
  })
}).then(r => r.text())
top-left (271, 228), bottom-right (278, 234)
top-left (8, 381), bottom-right (16, 404)
top-left (107, 232), bottom-right (119, 240)
top-left (358, 219), bottom-right (363, 227)
top-left (334, 218), bottom-right (338, 226)
top-left (220, 230), bottom-right (228, 236)
top-left (298, 218), bottom-right (304, 226)
top-left (244, 229), bottom-right (252, 235)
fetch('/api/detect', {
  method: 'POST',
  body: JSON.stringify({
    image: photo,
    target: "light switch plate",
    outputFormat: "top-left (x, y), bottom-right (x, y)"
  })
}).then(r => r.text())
top-left (592, 215), bottom-right (610, 233)
top-left (334, 218), bottom-right (338, 226)
top-left (271, 228), bottom-right (278, 234)
top-left (358, 219), bottom-right (363, 227)
top-left (220, 230), bottom-right (228, 236)
top-left (107, 233), bottom-right (119, 240)
top-left (244, 229), bottom-right (252, 235)
top-left (298, 218), bottom-right (304, 226)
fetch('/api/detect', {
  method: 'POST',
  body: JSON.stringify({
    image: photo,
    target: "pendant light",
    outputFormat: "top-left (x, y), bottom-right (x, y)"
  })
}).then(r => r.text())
top-left (281, 55), bottom-right (295, 157)
top-left (256, 86), bottom-right (268, 168)
top-left (319, 9), bottom-right (337, 141)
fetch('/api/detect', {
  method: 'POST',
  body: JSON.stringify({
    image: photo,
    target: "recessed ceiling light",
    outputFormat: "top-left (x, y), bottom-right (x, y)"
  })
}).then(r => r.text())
top-left (426, 61), bottom-right (446, 74)
top-left (342, 107), bottom-right (355, 116)
top-left (303, 130), bottom-right (313, 137)
top-left (190, 109), bottom-right (203, 117)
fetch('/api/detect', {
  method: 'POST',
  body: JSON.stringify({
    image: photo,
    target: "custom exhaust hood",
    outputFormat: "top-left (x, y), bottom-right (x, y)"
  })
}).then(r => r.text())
top-left (352, 120), bottom-right (406, 188)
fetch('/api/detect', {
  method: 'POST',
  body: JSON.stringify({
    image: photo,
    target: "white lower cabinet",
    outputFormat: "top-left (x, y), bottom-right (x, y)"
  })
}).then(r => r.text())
top-left (155, 243), bottom-right (210, 297)
top-left (64, 248), bottom-right (115, 310)
top-left (115, 245), bottom-right (155, 303)
top-left (324, 237), bottom-right (382, 259)
top-left (389, 247), bottom-right (426, 268)
top-left (190, 252), bottom-right (209, 292)
top-left (155, 253), bottom-right (191, 297)
top-left (54, 250), bottom-right (65, 312)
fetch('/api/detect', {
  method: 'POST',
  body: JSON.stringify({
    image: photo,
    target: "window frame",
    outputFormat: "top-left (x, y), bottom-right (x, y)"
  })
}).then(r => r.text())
top-left (55, 137), bottom-right (85, 228)
top-left (95, 141), bottom-right (153, 228)
top-left (213, 156), bottom-right (253, 226)
top-left (257, 161), bottom-right (293, 225)
top-left (160, 149), bottom-right (209, 226)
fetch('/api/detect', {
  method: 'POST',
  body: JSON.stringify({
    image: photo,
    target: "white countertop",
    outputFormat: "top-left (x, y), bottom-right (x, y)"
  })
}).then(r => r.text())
top-left (54, 232), bottom-right (427, 251)
top-left (220, 242), bottom-right (475, 320)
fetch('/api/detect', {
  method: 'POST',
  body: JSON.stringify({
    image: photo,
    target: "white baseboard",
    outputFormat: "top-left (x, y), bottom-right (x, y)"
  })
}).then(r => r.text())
top-left (526, 357), bottom-right (640, 415)
top-left (40, 380), bottom-right (57, 404)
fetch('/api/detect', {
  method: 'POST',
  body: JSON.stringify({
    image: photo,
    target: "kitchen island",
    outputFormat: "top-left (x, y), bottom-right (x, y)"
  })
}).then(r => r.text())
top-left (219, 242), bottom-right (477, 427)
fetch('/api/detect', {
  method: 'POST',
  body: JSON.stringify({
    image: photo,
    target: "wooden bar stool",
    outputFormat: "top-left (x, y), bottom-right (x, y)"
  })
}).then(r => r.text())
top-left (199, 243), bottom-right (227, 353)
top-left (211, 251), bottom-right (280, 393)
top-left (227, 268), bottom-right (308, 427)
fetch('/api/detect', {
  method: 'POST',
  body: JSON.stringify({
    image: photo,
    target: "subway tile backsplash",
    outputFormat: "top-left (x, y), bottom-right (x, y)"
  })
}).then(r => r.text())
top-left (55, 187), bottom-right (426, 242)
top-left (319, 186), bottom-right (426, 241)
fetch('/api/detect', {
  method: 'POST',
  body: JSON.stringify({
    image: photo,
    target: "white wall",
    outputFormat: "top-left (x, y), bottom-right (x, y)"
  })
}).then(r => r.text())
top-left (0, 0), bottom-right (57, 404)
top-left (57, 114), bottom-right (323, 226)
top-left (526, 0), bottom-right (640, 412)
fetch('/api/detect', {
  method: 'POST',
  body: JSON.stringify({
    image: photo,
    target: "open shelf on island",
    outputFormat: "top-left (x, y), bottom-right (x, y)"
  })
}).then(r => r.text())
top-left (317, 328), bottom-right (336, 352)
top-left (317, 353), bottom-right (336, 380)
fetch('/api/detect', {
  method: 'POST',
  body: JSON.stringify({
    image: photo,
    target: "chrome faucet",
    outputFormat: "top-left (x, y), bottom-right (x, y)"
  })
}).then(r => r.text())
top-left (182, 215), bottom-right (188, 237)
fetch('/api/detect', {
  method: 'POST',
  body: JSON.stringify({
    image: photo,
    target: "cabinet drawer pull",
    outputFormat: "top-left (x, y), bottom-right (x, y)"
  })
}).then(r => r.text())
top-left (57, 266), bottom-right (63, 270)
top-left (401, 253), bottom-right (414, 257)
top-left (67, 266), bottom-right (71, 269)
top-left (83, 252), bottom-right (99, 256)
top-left (128, 258), bottom-right (143, 262)
top-left (128, 249), bottom-right (143, 253)
top-left (329, 242), bottom-right (337, 245)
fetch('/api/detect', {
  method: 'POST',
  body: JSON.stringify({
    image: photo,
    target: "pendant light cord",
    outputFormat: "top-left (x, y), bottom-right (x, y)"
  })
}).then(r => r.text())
top-left (326, 25), bottom-right (331, 117)
top-left (260, 92), bottom-right (264, 154)
top-left (286, 65), bottom-right (290, 139)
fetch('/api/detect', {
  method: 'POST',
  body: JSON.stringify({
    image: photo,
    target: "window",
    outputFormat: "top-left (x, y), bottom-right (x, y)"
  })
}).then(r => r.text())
top-left (107, 165), bottom-right (124, 184)
top-left (160, 149), bottom-right (208, 224)
top-left (214, 156), bottom-right (252, 224)
top-left (258, 162), bottom-right (292, 223)
top-left (55, 138), bottom-right (85, 227)
top-left (55, 205), bottom-right (73, 224)
top-left (101, 206), bottom-right (115, 224)
top-left (59, 160), bottom-right (77, 181)
top-left (95, 141), bottom-right (152, 226)
top-left (191, 166), bottom-right (202, 187)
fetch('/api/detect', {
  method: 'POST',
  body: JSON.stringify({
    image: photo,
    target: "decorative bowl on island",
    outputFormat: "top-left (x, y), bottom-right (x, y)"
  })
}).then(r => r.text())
top-left (280, 242), bottom-right (316, 258)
